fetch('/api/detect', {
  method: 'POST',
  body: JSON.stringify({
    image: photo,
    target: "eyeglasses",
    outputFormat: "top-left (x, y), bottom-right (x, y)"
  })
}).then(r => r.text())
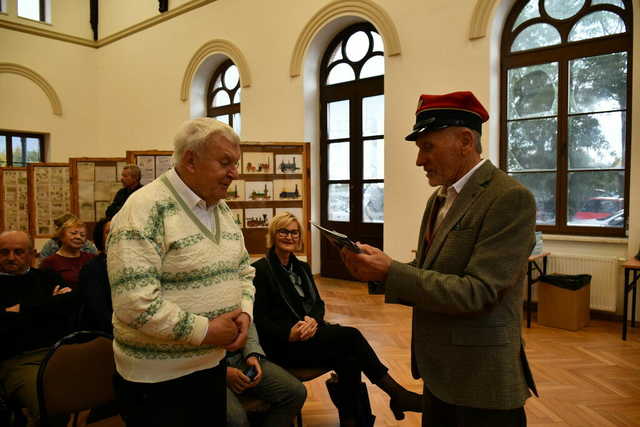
top-left (277, 229), bottom-right (300, 238)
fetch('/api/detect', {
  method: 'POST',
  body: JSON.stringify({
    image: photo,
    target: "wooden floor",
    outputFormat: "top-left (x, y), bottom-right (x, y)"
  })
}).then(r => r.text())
top-left (89, 276), bottom-right (640, 427)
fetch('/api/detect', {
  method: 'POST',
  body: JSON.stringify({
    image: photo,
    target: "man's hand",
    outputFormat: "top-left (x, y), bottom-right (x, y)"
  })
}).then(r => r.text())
top-left (52, 285), bottom-right (72, 296)
top-left (202, 308), bottom-right (241, 346)
top-left (5, 304), bottom-right (20, 313)
top-left (245, 355), bottom-right (263, 385)
top-left (226, 367), bottom-right (256, 394)
top-left (224, 312), bottom-right (251, 351)
top-left (341, 243), bottom-right (392, 282)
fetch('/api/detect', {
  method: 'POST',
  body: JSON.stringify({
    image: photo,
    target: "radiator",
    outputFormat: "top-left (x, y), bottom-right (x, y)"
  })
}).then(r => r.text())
top-left (543, 253), bottom-right (622, 312)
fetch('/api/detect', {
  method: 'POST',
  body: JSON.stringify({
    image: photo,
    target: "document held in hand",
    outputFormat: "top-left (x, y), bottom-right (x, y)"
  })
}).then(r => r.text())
top-left (311, 222), bottom-right (361, 253)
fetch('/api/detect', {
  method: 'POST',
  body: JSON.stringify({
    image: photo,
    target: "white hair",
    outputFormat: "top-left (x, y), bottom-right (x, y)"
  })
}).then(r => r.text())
top-left (173, 117), bottom-right (240, 164)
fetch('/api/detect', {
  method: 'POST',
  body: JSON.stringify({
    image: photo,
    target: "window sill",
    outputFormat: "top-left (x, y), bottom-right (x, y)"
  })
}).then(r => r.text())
top-left (16, 15), bottom-right (51, 26)
top-left (543, 234), bottom-right (628, 245)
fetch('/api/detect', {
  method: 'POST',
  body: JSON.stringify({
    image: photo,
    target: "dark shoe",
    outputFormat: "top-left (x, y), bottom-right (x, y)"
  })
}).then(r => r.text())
top-left (390, 398), bottom-right (405, 420)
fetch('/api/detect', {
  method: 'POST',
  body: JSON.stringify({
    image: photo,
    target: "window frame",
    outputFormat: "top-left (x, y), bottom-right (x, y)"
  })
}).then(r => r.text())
top-left (206, 59), bottom-right (241, 132)
top-left (500, 0), bottom-right (633, 237)
top-left (0, 131), bottom-right (46, 167)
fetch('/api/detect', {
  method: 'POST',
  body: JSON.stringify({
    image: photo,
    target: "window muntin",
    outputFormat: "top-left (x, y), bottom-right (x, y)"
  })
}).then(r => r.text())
top-left (207, 60), bottom-right (241, 134)
top-left (501, 0), bottom-right (632, 236)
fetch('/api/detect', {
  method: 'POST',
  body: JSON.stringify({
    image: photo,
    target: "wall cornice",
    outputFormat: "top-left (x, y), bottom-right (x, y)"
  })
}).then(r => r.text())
top-left (0, 63), bottom-right (63, 115)
top-left (289, 0), bottom-right (401, 78)
top-left (180, 39), bottom-right (251, 102)
top-left (0, 0), bottom-right (217, 49)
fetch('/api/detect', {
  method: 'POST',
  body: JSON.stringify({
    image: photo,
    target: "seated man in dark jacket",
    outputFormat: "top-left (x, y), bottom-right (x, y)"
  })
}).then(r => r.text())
top-left (0, 231), bottom-right (76, 426)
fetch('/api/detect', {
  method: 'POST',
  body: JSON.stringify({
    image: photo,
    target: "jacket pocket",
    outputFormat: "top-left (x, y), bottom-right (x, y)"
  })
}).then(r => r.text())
top-left (451, 326), bottom-right (510, 346)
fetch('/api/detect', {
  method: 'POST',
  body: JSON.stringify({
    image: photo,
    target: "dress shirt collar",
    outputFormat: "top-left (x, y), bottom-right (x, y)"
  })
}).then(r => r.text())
top-left (165, 168), bottom-right (210, 211)
top-left (441, 158), bottom-right (487, 197)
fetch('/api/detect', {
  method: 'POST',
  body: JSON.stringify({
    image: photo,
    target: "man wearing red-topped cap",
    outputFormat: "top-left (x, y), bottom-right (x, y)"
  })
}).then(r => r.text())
top-left (342, 91), bottom-right (538, 426)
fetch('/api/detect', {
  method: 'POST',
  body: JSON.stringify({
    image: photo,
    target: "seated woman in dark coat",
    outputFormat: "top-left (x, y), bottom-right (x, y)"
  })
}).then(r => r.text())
top-left (252, 212), bottom-right (421, 425)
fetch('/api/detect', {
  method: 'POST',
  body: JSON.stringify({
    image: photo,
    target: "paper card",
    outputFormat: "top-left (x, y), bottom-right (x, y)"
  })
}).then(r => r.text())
top-left (77, 162), bottom-right (95, 181)
top-left (137, 156), bottom-right (156, 185)
top-left (245, 208), bottom-right (273, 228)
top-left (95, 165), bottom-right (116, 182)
top-left (155, 156), bottom-right (173, 177)
top-left (275, 154), bottom-right (302, 174)
top-left (243, 152), bottom-right (273, 174)
top-left (231, 209), bottom-right (243, 227)
top-left (245, 181), bottom-right (273, 201)
top-left (273, 179), bottom-right (302, 200)
top-left (226, 180), bottom-right (245, 201)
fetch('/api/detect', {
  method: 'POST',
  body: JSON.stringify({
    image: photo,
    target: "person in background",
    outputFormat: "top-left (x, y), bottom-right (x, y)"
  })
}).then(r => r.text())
top-left (78, 218), bottom-right (112, 333)
top-left (37, 213), bottom-right (97, 262)
top-left (341, 91), bottom-right (538, 427)
top-left (252, 212), bottom-right (422, 426)
top-left (107, 118), bottom-right (255, 426)
top-left (225, 323), bottom-right (306, 427)
top-left (39, 216), bottom-right (95, 289)
top-left (0, 231), bottom-right (74, 427)
top-left (105, 164), bottom-right (143, 220)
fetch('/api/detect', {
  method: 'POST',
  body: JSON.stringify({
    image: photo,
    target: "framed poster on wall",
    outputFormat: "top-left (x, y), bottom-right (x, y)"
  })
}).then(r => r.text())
top-left (126, 150), bottom-right (173, 185)
top-left (0, 167), bottom-right (29, 232)
top-left (27, 163), bottom-right (71, 238)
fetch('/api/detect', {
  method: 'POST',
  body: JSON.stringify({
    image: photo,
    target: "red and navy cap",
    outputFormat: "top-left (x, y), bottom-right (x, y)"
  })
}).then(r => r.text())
top-left (405, 91), bottom-right (489, 141)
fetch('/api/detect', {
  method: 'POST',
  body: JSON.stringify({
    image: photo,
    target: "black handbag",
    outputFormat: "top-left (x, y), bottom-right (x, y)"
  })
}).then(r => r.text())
top-left (325, 373), bottom-right (375, 427)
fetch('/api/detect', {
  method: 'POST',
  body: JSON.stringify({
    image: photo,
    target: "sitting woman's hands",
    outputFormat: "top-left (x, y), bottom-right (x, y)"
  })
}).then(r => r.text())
top-left (289, 316), bottom-right (318, 342)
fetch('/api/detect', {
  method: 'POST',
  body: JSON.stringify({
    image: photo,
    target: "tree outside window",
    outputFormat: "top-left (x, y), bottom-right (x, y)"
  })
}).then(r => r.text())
top-left (0, 132), bottom-right (45, 167)
top-left (501, 0), bottom-right (632, 237)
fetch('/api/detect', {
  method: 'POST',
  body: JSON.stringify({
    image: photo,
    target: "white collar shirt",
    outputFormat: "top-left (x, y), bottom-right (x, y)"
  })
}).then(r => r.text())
top-left (165, 168), bottom-right (217, 234)
top-left (435, 159), bottom-right (487, 230)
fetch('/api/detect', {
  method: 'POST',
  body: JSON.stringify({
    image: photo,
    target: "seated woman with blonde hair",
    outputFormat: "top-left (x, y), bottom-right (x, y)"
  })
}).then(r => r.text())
top-left (39, 216), bottom-right (96, 289)
top-left (252, 212), bottom-right (421, 425)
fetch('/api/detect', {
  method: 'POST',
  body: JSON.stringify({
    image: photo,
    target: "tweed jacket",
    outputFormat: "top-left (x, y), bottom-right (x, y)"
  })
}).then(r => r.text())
top-left (385, 160), bottom-right (537, 410)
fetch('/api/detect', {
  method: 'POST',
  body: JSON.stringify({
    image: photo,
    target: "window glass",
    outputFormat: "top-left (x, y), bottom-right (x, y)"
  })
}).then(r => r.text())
top-left (363, 139), bottom-right (384, 180)
top-left (511, 173), bottom-right (557, 225)
top-left (362, 95), bottom-right (384, 137)
top-left (328, 184), bottom-right (350, 222)
top-left (327, 63), bottom-right (356, 85)
top-left (345, 31), bottom-right (369, 62)
top-left (569, 52), bottom-right (627, 113)
top-left (224, 65), bottom-right (240, 89)
top-left (568, 171), bottom-right (624, 223)
top-left (232, 113), bottom-right (241, 134)
top-left (327, 100), bottom-right (350, 139)
top-left (11, 137), bottom-right (23, 166)
top-left (511, 24), bottom-right (561, 52)
top-left (513, 0), bottom-right (540, 30)
top-left (360, 56), bottom-right (384, 79)
top-left (0, 136), bottom-right (6, 166)
top-left (569, 11), bottom-right (626, 41)
top-left (25, 137), bottom-right (41, 164)
top-left (212, 91), bottom-right (231, 107)
top-left (507, 118), bottom-right (557, 171)
top-left (17, 0), bottom-right (41, 20)
top-left (328, 142), bottom-right (350, 180)
top-left (508, 63), bottom-right (558, 120)
top-left (569, 112), bottom-right (625, 169)
top-left (544, 0), bottom-right (585, 20)
top-left (591, 0), bottom-right (624, 8)
top-left (363, 183), bottom-right (384, 223)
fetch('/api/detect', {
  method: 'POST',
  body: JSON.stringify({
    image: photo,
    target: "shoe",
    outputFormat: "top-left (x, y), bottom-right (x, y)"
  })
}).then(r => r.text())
top-left (390, 398), bottom-right (405, 420)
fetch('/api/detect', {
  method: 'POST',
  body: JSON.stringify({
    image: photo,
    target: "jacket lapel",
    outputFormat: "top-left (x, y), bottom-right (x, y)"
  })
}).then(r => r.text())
top-left (415, 194), bottom-right (438, 267)
top-left (424, 161), bottom-right (496, 268)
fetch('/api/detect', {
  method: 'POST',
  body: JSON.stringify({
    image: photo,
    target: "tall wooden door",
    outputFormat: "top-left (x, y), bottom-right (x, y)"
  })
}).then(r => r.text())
top-left (320, 23), bottom-right (385, 279)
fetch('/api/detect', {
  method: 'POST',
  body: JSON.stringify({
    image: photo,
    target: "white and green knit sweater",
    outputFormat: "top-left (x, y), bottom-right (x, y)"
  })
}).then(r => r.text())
top-left (107, 173), bottom-right (255, 383)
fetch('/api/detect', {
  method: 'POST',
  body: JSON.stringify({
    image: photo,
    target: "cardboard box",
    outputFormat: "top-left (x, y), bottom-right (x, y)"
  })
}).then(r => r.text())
top-left (537, 280), bottom-right (590, 331)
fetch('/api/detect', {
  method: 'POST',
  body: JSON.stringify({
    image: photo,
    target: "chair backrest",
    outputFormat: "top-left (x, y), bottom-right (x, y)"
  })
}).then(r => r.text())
top-left (37, 330), bottom-right (115, 424)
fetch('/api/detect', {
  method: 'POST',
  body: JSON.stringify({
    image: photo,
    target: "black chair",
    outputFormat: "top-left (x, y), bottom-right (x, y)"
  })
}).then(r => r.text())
top-left (36, 330), bottom-right (116, 427)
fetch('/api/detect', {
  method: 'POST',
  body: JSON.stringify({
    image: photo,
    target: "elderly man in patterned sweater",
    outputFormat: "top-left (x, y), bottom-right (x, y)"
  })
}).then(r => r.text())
top-left (107, 118), bottom-right (255, 427)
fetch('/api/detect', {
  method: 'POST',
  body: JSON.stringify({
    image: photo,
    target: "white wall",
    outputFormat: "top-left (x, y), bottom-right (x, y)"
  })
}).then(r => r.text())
top-left (1, 0), bottom-right (638, 314)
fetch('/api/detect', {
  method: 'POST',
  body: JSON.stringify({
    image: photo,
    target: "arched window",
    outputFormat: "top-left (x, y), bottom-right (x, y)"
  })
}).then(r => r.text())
top-left (207, 59), bottom-right (241, 134)
top-left (319, 23), bottom-right (384, 278)
top-left (501, 0), bottom-right (632, 236)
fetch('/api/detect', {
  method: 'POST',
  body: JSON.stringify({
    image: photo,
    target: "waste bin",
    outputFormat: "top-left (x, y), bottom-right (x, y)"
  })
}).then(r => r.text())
top-left (536, 274), bottom-right (591, 331)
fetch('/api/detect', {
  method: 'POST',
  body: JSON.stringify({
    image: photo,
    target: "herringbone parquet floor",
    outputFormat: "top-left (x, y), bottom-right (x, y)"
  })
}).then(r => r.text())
top-left (90, 276), bottom-right (640, 426)
top-left (302, 276), bottom-right (640, 427)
